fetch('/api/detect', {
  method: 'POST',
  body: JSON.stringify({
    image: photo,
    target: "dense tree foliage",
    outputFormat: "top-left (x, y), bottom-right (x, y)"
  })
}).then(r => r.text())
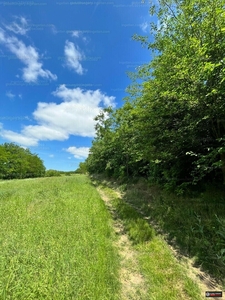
top-left (45, 169), bottom-right (61, 177)
top-left (75, 162), bottom-right (88, 174)
top-left (86, 0), bottom-right (225, 192)
top-left (0, 143), bottom-right (45, 179)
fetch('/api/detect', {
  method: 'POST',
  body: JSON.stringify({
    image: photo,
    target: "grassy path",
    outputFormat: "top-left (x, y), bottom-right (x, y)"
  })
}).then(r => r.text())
top-left (97, 187), bottom-right (148, 300)
top-left (0, 175), bottom-right (120, 300)
top-left (93, 178), bottom-right (206, 300)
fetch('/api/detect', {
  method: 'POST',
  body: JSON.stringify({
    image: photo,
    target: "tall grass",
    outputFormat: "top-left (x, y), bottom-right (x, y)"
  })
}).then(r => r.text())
top-left (119, 180), bottom-right (225, 285)
top-left (0, 175), bottom-right (120, 300)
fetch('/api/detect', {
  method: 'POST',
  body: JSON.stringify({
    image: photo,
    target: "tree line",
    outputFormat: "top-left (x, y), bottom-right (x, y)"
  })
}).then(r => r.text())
top-left (85, 0), bottom-right (225, 193)
top-left (0, 143), bottom-right (45, 179)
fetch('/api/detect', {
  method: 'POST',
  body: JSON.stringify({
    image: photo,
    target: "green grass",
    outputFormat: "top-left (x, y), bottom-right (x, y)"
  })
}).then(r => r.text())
top-left (97, 185), bottom-right (155, 245)
top-left (0, 175), bottom-right (120, 300)
top-left (93, 179), bottom-right (203, 300)
top-left (114, 179), bottom-right (225, 285)
top-left (136, 239), bottom-right (203, 300)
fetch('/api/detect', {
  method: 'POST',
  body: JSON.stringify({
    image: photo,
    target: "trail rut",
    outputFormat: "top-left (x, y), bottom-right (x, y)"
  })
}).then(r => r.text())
top-left (97, 187), bottom-right (148, 300)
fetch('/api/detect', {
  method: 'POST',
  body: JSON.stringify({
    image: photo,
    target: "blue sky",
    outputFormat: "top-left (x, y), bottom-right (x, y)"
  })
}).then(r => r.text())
top-left (0, 0), bottom-right (153, 171)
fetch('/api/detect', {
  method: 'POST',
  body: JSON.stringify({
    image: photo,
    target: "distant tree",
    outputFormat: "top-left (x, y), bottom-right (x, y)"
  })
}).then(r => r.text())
top-left (0, 143), bottom-right (45, 179)
top-left (0, 145), bottom-right (8, 179)
top-left (75, 162), bottom-right (88, 174)
top-left (45, 169), bottom-right (61, 177)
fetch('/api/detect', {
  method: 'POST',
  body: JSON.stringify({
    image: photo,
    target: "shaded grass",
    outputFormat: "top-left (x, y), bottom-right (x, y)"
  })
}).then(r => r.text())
top-left (93, 178), bottom-right (203, 300)
top-left (107, 190), bottom-right (155, 245)
top-left (121, 181), bottom-right (225, 285)
top-left (97, 174), bottom-right (225, 283)
top-left (94, 184), bottom-right (155, 245)
top-left (0, 175), bottom-right (120, 300)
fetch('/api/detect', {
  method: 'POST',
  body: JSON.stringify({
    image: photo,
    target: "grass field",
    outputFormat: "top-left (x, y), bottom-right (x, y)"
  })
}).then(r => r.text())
top-left (0, 175), bottom-right (120, 300)
top-left (2, 174), bottom-right (221, 300)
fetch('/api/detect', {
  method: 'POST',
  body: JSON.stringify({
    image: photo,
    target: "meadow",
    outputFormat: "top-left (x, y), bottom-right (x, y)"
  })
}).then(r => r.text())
top-left (0, 175), bottom-right (120, 300)
top-left (1, 174), bottom-right (218, 300)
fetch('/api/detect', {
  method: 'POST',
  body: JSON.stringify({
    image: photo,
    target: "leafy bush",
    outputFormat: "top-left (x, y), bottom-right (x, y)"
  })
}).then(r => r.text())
top-left (45, 169), bottom-right (61, 177)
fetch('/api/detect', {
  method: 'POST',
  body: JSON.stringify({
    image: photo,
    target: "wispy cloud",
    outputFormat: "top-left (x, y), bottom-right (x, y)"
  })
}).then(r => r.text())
top-left (71, 30), bottom-right (80, 38)
top-left (0, 85), bottom-right (116, 147)
top-left (65, 146), bottom-right (90, 159)
top-left (0, 28), bottom-right (57, 82)
top-left (3, 16), bottom-right (29, 35)
top-left (71, 31), bottom-right (88, 43)
top-left (50, 24), bottom-right (57, 35)
top-left (140, 21), bottom-right (148, 33)
top-left (64, 40), bottom-right (85, 75)
top-left (6, 91), bottom-right (15, 98)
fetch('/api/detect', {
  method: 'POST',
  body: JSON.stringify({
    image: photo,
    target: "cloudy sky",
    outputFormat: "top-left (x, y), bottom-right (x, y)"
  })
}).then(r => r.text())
top-left (0, 1), bottom-right (152, 171)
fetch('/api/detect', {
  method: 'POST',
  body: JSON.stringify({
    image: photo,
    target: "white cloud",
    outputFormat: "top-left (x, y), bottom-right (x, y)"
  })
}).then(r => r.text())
top-left (0, 85), bottom-right (116, 146)
top-left (3, 16), bottom-right (29, 35)
top-left (65, 146), bottom-right (90, 159)
top-left (23, 124), bottom-right (68, 141)
top-left (49, 154), bottom-right (54, 158)
top-left (52, 84), bottom-right (115, 108)
top-left (0, 129), bottom-right (38, 146)
top-left (64, 40), bottom-right (85, 75)
top-left (6, 91), bottom-right (15, 98)
top-left (140, 22), bottom-right (148, 33)
top-left (0, 28), bottom-right (57, 82)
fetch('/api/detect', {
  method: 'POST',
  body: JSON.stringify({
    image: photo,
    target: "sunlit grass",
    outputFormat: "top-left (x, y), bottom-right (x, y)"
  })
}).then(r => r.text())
top-left (136, 238), bottom-right (203, 300)
top-left (0, 175), bottom-right (120, 300)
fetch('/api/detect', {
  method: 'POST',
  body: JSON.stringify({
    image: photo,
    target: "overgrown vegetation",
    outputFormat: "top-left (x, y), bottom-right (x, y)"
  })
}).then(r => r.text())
top-left (0, 176), bottom-right (120, 300)
top-left (85, 0), bottom-right (225, 192)
top-left (45, 169), bottom-right (62, 177)
top-left (0, 143), bottom-right (45, 179)
top-left (75, 162), bottom-right (88, 174)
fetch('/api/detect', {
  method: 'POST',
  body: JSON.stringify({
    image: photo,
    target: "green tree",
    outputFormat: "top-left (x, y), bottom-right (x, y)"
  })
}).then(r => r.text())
top-left (131, 0), bottom-right (225, 187)
top-left (75, 162), bottom-right (88, 174)
top-left (45, 169), bottom-right (61, 177)
top-left (0, 143), bottom-right (45, 179)
top-left (86, 0), bottom-right (225, 190)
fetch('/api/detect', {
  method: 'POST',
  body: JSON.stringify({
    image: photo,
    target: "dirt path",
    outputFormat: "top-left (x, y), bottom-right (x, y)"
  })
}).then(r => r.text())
top-left (97, 187), bottom-right (148, 300)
